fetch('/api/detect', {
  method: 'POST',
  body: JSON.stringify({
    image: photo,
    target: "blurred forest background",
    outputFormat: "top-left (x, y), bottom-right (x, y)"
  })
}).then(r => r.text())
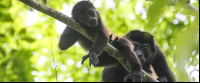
top-left (0, 0), bottom-right (199, 82)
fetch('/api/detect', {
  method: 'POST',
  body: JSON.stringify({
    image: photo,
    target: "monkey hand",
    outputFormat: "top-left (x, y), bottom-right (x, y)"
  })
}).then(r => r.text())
top-left (124, 71), bottom-right (142, 82)
top-left (81, 52), bottom-right (99, 67)
top-left (109, 35), bottom-right (119, 48)
top-left (108, 34), bottom-right (113, 43)
top-left (109, 34), bottom-right (113, 43)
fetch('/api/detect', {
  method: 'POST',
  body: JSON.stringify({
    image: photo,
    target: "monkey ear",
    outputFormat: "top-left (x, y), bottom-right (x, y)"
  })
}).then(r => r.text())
top-left (96, 11), bottom-right (100, 14)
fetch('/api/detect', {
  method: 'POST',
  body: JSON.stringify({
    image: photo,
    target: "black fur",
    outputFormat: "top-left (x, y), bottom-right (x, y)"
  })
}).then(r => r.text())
top-left (100, 36), bottom-right (142, 82)
top-left (125, 30), bottom-right (175, 82)
top-left (98, 30), bottom-right (175, 82)
top-left (59, 1), bottom-right (109, 67)
top-left (125, 30), bottom-right (156, 74)
top-left (152, 45), bottom-right (175, 82)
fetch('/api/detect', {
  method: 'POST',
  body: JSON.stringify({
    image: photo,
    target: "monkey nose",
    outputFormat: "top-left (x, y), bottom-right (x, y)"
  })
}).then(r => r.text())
top-left (136, 51), bottom-right (142, 56)
top-left (88, 17), bottom-right (97, 27)
top-left (91, 17), bottom-right (96, 21)
top-left (88, 18), bottom-right (95, 23)
top-left (138, 54), bottom-right (142, 56)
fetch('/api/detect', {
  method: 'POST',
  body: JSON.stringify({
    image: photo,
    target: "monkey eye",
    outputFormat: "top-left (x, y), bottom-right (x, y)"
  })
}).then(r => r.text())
top-left (143, 46), bottom-right (148, 50)
top-left (88, 10), bottom-right (94, 16)
top-left (133, 44), bottom-right (138, 48)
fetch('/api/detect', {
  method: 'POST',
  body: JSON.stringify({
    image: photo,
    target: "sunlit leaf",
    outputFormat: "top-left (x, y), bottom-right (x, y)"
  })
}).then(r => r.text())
top-left (0, 34), bottom-right (5, 38)
top-left (0, 13), bottom-right (13, 22)
top-left (0, 48), bottom-right (6, 57)
top-left (21, 37), bottom-right (35, 43)
top-left (19, 29), bottom-right (26, 35)
top-left (10, 27), bottom-right (15, 36)
top-left (0, 0), bottom-right (198, 82)
top-left (147, 0), bottom-right (168, 29)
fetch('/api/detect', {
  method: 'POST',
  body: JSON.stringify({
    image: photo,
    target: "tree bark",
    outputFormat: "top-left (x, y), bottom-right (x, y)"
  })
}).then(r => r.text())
top-left (18, 0), bottom-right (159, 82)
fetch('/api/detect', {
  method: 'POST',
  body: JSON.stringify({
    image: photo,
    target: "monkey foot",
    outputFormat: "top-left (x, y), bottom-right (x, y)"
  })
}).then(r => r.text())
top-left (124, 72), bottom-right (142, 82)
top-left (109, 34), bottom-right (119, 47)
top-left (81, 52), bottom-right (99, 67)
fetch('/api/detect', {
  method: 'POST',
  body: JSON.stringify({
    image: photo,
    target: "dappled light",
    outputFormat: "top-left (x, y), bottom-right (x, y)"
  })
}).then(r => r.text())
top-left (0, 0), bottom-right (199, 82)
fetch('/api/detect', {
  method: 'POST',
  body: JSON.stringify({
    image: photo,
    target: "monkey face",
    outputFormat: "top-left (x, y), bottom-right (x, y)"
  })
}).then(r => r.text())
top-left (80, 8), bottom-right (98, 27)
top-left (132, 41), bottom-right (151, 65)
top-left (72, 1), bottom-right (98, 27)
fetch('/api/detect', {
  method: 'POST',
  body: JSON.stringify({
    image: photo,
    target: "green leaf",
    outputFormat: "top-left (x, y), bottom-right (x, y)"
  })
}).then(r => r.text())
top-left (0, 0), bottom-right (11, 8)
top-left (11, 49), bottom-right (17, 55)
top-left (21, 37), bottom-right (35, 43)
top-left (19, 29), bottom-right (26, 35)
top-left (147, 0), bottom-right (168, 29)
top-left (0, 48), bottom-right (6, 57)
top-left (0, 12), bottom-right (13, 22)
top-left (0, 34), bottom-right (5, 38)
top-left (10, 27), bottom-right (15, 36)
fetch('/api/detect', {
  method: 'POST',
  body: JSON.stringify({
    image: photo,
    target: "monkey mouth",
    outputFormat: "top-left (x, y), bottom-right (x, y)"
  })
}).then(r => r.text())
top-left (88, 21), bottom-right (97, 27)
top-left (88, 18), bottom-right (98, 27)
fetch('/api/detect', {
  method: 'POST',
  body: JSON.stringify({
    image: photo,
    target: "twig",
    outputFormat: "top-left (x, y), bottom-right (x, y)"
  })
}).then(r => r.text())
top-left (50, 43), bottom-right (58, 82)
top-left (168, 0), bottom-right (198, 11)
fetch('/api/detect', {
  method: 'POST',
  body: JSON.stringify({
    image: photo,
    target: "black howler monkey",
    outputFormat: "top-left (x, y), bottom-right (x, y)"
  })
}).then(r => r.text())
top-left (97, 30), bottom-right (175, 82)
top-left (58, 1), bottom-right (142, 82)
top-left (125, 30), bottom-right (175, 82)
top-left (59, 1), bottom-right (109, 67)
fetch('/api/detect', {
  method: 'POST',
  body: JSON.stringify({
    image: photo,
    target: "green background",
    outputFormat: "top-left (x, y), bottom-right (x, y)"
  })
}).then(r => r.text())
top-left (0, 0), bottom-right (199, 82)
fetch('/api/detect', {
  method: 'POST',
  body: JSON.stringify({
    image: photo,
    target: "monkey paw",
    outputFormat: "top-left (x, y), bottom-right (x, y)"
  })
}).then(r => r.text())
top-left (124, 72), bottom-right (142, 82)
top-left (109, 34), bottom-right (113, 43)
top-left (81, 52), bottom-right (99, 67)
top-left (109, 34), bottom-right (119, 47)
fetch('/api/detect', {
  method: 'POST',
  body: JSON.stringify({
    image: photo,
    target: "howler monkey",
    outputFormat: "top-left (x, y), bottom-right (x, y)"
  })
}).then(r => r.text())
top-left (59, 1), bottom-right (109, 67)
top-left (97, 30), bottom-right (175, 82)
top-left (124, 30), bottom-right (174, 82)
top-left (58, 1), bottom-right (142, 82)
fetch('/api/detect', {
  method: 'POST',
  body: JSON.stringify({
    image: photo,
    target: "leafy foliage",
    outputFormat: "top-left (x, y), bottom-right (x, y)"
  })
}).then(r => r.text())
top-left (0, 0), bottom-right (199, 82)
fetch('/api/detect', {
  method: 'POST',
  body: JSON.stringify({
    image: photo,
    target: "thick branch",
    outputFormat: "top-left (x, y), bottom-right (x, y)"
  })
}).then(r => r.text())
top-left (186, 3), bottom-right (199, 11)
top-left (18, 0), bottom-right (158, 82)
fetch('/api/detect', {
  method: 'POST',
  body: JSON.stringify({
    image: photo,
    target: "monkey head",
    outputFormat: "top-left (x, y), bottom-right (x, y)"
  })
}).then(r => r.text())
top-left (125, 30), bottom-right (156, 65)
top-left (72, 1), bottom-right (98, 27)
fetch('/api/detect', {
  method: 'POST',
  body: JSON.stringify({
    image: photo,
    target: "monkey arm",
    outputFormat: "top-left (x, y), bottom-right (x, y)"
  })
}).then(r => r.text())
top-left (143, 57), bottom-right (154, 73)
top-left (152, 45), bottom-right (175, 82)
top-left (88, 29), bottom-right (108, 55)
top-left (115, 38), bottom-right (142, 72)
top-left (59, 26), bottom-right (81, 50)
top-left (92, 34), bottom-right (119, 67)
top-left (112, 37), bottom-right (142, 82)
top-left (82, 28), bottom-right (109, 67)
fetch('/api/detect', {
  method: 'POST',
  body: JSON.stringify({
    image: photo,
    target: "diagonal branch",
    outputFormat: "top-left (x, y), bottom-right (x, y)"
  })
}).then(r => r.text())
top-left (18, 0), bottom-right (158, 82)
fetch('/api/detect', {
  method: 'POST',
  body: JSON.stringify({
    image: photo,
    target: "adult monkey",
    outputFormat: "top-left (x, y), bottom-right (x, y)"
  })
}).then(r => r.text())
top-left (58, 1), bottom-right (142, 82)
top-left (97, 30), bottom-right (175, 82)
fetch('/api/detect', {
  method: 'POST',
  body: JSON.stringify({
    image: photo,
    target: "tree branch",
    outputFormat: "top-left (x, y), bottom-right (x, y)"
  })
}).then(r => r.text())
top-left (18, 0), bottom-right (158, 82)
top-left (169, 0), bottom-right (199, 11)
top-left (162, 0), bottom-right (199, 11)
